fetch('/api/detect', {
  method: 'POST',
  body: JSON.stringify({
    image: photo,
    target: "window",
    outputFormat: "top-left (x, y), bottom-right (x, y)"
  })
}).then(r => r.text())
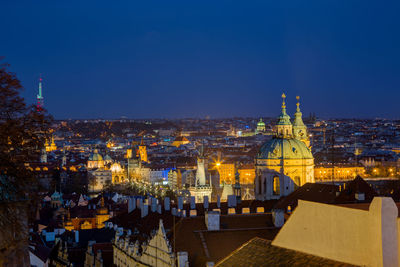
top-left (273, 176), bottom-right (280, 195)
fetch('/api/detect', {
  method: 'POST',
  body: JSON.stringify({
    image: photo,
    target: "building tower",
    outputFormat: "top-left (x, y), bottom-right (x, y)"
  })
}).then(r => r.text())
top-left (40, 148), bottom-right (47, 163)
top-left (292, 96), bottom-right (310, 147)
top-left (189, 144), bottom-right (212, 203)
top-left (275, 93), bottom-right (293, 137)
top-left (195, 145), bottom-right (207, 186)
top-left (37, 77), bottom-right (44, 111)
top-left (138, 138), bottom-right (148, 163)
top-left (234, 164), bottom-right (242, 203)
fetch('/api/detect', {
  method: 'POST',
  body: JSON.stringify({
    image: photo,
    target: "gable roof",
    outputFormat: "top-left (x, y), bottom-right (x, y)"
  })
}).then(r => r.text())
top-left (216, 237), bottom-right (356, 267)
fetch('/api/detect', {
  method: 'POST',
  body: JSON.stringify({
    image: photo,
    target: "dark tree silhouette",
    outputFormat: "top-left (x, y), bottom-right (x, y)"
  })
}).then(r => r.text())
top-left (0, 60), bottom-right (52, 266)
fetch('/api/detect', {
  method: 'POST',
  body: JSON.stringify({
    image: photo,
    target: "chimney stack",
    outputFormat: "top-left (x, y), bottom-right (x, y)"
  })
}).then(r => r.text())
top-left (205, 211), bottom-right (220, 231)
top-left (164, 197), bottom-right (170, 211)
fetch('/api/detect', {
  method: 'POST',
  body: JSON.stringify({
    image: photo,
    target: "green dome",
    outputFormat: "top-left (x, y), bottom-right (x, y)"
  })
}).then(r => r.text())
top-left (257, 138), bottom-right (313, 160)
top-left (257, 119), bottom-right (265, 127)
top-left (89, 149), bottom-right (103, 161)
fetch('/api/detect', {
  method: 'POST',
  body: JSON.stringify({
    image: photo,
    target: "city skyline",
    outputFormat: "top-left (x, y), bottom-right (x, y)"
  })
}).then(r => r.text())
top-left (2, 1), bottom-right (400, 119)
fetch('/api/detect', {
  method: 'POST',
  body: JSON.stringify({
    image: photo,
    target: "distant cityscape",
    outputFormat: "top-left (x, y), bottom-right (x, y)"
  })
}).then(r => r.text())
top-left (2, 1), bottom-right (400, 266)
top-left (22, 93), bottom-right (400, 266)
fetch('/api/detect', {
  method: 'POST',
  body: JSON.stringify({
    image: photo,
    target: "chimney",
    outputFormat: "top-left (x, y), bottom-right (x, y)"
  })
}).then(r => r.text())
top-left (151, 198), bottom-right (157, 212)
top-left (190, 197), bottom-right (195, 209)
top-left (74, 230), bottom-right (79, 243)
top-left (164, 197), bottom-right (170, 211)
top-left (128, 197), bottom-right (136, 213)
top-left (141, 203), bottom-right (148, 218)
top-left (355, 192), bottom-right (365, 201)
top-left (205, 211), bottom-right (220, 231)
top-left (203, 196), bottom-right (209, 209)
top-left (178, 196), bottom-right (183, 210)
top-left (272, 209), bottom-right (284, 227)
top-left (227, 195), bottom-right (237, 207)
top-left (157, 204), bottom-right (162, 214)
top-left (177, 252), bottom-right (189, 267)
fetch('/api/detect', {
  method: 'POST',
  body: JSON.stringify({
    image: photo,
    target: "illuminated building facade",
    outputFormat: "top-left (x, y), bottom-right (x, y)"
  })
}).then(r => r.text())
top-left (218, 163), bottom-right (235, 184)
top-left (314, 165), bottom-right (365, 181)
top-left (256, 118), bottom-right (266, 133)
top-left (110, 162), bottom-right (126, 183)
top-left (189, 147), bottom-right (212, 203)
top-left (138, 141), bottom-right (148, 162)
top-left (255, 94), bottom-right (314, 200)
top-left (172, 136), bottom-right (190, 147)
top-left (238, 165), bottom-right (256, 184)
top-left (87, 149), bottom-right (105, 169)
top-left (45, 136), bottom-right (57, 152)
top-left (64, 198), bottom-right (110, 231)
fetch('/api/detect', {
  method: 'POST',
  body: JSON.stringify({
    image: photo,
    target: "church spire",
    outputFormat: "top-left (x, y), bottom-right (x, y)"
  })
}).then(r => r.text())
top-left (293, 96), bottom-right (305, 126)
top-left (292, 96), bottom-right (310, 147)
top-left (275, 93), bottom-right (292, 137)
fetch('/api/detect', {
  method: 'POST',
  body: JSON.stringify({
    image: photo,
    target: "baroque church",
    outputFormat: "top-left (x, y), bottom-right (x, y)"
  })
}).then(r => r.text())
top-left (255, 94), bottom-right (314, 200)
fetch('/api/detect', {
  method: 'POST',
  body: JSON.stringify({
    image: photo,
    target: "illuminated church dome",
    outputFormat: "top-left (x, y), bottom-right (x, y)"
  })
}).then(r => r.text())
top-left (89, 149), bottom-right (103, 161)
top-left (255, 93), bottom-right (314, 200)
top-left (258, 138), bottom-right (313, 160)
top-left (88, 149), bottom-right (104, 169)
top-left (256, 118), bottom-right (266, 133)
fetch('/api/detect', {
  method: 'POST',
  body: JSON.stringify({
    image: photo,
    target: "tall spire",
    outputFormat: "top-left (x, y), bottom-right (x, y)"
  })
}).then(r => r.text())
top-left (293, 96), bottom-right (305, 127)
top-left (275, 92), bottom-right (292, 137)
top-left (281, 93), bottom-right (286, 110)
top-left (37, 76), bottom-right (44, 111)
top-left (292, 96), bottom-right (309, 146)
top-left (296, 95), bottom-right (301, 113)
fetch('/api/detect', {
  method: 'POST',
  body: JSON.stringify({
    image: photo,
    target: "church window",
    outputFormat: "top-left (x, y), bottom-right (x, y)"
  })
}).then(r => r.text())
top-left (273, 176), bottom-right (280, 195)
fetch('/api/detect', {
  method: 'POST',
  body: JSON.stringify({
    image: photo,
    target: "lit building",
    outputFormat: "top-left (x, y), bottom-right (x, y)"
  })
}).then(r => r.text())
top-left (189, 146), bottom-right (212, 203)
top-left (88, 169), bottom-right (112, 192)
top-left (45, 136), bottom-right (57, 152)
top-left (172, 136), bottom-right (190, 147)
top-left (138, 140), bottom-right (148, 163)
top-left (218, 163), bottom-right (235, 185)
top-left (238, 165), bottom-right (256, 184)
top-left (64, 197), bottom-right (110, 231)
top-left (256, 118), bottom-right (266, 133)
top-left (255, 94), bottom-right (314, 200)
top-left (110, 162), bottom-right (126, 183)
top-left (314, 165), bottom-right (365, 181)
top-left (87, 149), bottom-right (104, 169)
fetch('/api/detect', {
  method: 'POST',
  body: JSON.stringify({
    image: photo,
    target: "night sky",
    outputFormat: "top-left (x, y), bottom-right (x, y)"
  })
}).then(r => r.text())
top-left (1, 1), bottom-right (400, 119)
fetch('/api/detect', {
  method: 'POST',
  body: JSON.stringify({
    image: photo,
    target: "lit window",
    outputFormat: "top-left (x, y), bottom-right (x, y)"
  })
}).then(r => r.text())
top-left (273, 176), bottom-right (280, 195)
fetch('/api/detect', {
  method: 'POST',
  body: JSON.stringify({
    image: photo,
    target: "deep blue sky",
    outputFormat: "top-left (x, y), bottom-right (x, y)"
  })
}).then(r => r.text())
top-left (1, 1), bottom-right (400, 119)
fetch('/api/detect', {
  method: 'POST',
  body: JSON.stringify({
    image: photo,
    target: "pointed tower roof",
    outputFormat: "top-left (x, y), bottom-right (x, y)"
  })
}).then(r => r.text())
top-left (277, 93), bottom-right (292, 126)
top-left (293, 96), bottom-right (306, 127)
